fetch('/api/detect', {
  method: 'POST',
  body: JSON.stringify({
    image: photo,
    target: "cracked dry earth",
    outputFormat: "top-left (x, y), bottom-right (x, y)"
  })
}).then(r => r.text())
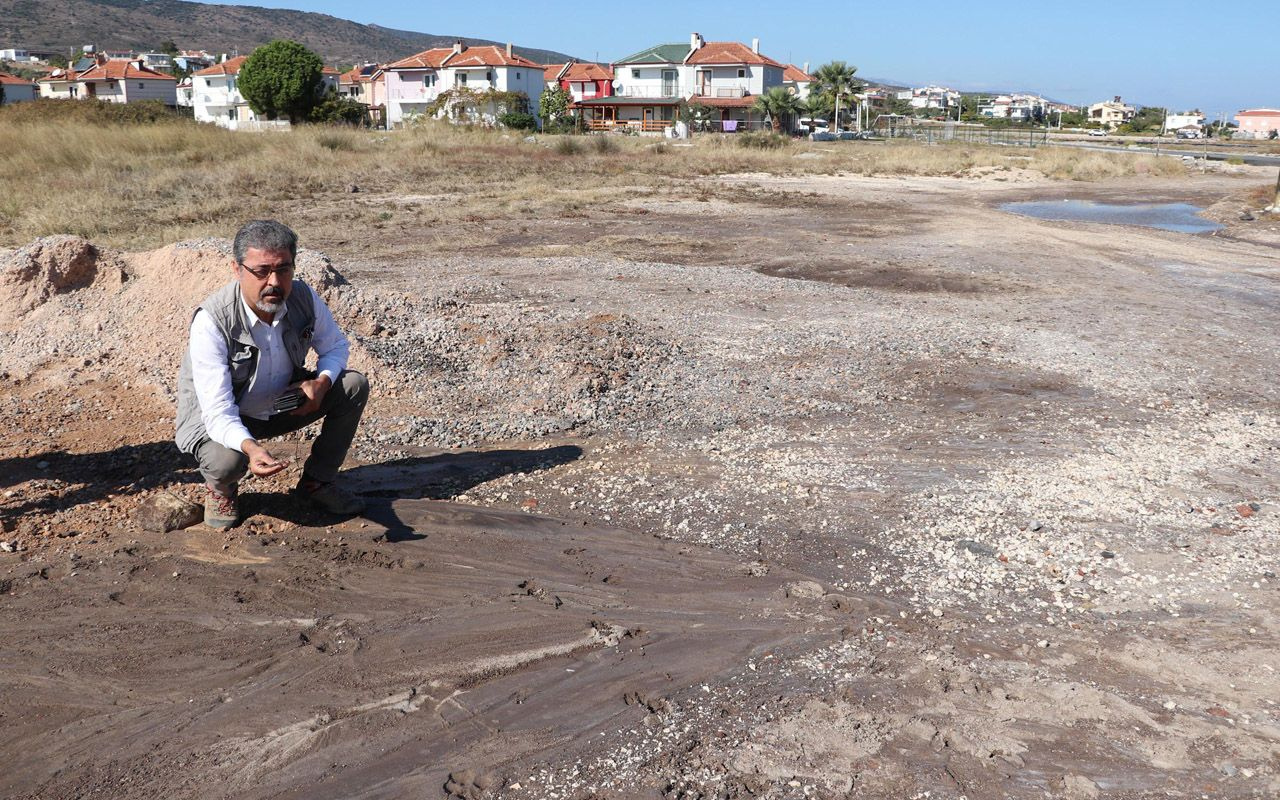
top-left (2, 167), bottom-right (1279, 799)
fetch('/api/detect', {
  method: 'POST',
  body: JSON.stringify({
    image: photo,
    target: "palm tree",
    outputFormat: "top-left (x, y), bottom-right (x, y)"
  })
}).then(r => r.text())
top-left (810, 61), bottom-right (861, 131)
top-left (798, 93), bottom-right (833, 130)
top-left (752, 86), bottom-right (801, 133)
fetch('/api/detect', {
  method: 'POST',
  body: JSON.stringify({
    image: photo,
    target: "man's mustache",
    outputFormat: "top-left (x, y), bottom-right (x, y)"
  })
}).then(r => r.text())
top-left (261, 288), bottom-right (284, 298)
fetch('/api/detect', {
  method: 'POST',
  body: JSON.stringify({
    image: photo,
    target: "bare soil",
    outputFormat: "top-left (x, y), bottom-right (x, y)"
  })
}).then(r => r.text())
top-left (2, 164), bottom-right (1279, 799)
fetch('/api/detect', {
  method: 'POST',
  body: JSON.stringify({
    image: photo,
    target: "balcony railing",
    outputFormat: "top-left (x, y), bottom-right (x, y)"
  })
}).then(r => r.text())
top-left (695, 85), bottom-right (748, 98)
top-left (586, 119), bottom-right (673, 132)
top-left (616, 86), bottom-right (684, 99)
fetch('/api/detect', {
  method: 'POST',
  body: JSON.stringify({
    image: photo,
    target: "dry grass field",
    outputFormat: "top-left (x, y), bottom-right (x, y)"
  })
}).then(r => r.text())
top-left (0, 108), bottom-right (1186, 251)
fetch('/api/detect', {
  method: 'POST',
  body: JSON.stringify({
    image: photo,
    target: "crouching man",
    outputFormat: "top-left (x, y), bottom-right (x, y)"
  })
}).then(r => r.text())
top-left (174, 220), bottom-right (370, 528)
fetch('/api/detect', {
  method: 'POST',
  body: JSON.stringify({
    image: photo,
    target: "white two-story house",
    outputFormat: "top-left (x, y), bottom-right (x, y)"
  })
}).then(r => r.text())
top-left (579, 33), bottom-right (790, 133)
top-left (73, 59), bottom-right (177, 105)
top-left (383, 42), bottom-right (544, 128)
top-left (192, 56), bottom-right (252, 126)
top-left (192, 56), bottom-right (338, 128)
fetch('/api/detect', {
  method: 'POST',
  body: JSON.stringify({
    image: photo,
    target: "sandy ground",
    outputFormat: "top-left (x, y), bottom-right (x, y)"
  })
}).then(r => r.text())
top-left (1, 163), bottom-right (1279, 799)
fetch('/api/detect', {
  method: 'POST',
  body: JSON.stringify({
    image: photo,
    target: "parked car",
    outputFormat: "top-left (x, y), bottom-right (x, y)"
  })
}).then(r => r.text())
top-left (1088, 128), bottom-right (1108, 137)
top-left (797, 117), bottom-right (829, 135)
top-left (1175, 127), bottom-right (1202, 139)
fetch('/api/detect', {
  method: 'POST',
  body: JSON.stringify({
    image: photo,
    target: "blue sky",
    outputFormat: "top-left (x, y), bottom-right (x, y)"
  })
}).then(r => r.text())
top-left (205, 0), bottom-right (1277, 113)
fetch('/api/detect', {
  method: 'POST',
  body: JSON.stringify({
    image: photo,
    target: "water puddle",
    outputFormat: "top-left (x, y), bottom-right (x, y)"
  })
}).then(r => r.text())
top-left (1001, 200), bottom-right (1223, 233)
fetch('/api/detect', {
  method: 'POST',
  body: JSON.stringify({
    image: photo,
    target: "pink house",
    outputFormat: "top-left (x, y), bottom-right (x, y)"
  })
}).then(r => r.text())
top-left (1234, 109), bottom-right (1280, 139)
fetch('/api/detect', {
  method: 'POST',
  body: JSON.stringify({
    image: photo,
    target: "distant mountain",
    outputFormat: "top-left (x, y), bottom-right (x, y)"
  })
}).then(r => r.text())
top-left (0, 0), bottom-right (578, 66)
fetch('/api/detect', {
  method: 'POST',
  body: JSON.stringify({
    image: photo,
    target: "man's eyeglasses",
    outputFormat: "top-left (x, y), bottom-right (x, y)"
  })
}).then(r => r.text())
top-left (239, 262), bottom-right (295, 280)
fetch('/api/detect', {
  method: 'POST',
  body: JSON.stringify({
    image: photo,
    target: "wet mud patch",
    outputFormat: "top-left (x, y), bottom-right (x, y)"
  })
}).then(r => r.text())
top-left (757, 259), bottom-right (1014, 294)
top-left (0, 500), bottom-right (839, 799)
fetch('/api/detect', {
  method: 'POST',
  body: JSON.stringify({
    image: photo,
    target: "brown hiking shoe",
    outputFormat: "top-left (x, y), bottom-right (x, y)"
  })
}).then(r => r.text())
top-left (204, 485), bottom-right (239, 529)
top-left (295, 479), bottom-right (365, 515)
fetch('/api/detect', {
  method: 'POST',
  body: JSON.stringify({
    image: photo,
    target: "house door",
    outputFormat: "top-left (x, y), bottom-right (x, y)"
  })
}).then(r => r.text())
top-left (85, 82), bottom-right (96, 97)
top-left (697, 71), bottom-right (709, 97)
top-left (661, 70), bottom-right (677, 97)
top-left (643, 107), bottom-right (654, 128)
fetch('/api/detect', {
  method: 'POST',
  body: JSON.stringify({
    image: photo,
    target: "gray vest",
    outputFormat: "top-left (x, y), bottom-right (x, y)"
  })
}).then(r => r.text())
top-left (174, 280), bottom-right (317, 454)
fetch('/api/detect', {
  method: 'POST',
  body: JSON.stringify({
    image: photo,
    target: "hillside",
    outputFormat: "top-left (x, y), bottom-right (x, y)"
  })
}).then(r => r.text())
top-left (0, 0), bottom-right (577, 66)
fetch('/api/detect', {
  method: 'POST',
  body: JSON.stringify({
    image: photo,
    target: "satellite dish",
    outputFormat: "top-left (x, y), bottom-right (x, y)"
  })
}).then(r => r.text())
top-left (612, 79), bottom-right (623, 89)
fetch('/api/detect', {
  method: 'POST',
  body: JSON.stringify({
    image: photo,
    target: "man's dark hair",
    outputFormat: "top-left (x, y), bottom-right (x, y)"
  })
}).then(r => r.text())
top-left (233, 220), bottom-right (298, 263)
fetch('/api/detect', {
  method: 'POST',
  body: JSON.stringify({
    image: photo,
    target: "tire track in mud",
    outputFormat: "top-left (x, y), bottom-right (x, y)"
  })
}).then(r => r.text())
top-left (1, 499), bottom-right (849, 799)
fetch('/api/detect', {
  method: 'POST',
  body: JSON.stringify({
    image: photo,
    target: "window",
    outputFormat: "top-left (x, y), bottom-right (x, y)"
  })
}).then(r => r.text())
top-left (423, 74), bottom-right (436, 88)
top-left (632, 68), bottom-right (640, 79)
top-left (138, 83), bottom-right (144, 89)
top-left (456, 72), bottom-right (467, 86)
top-left (515, 71), bottom-right (521, 79)
top-left (486, 71), bottom-right (493, 82)
top-left (737, 69), bottom-right (745, 79)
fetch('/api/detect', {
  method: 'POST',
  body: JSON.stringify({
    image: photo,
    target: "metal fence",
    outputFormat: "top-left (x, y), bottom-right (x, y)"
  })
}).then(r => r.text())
top-left (870, 119), bottom-right (1050, 147)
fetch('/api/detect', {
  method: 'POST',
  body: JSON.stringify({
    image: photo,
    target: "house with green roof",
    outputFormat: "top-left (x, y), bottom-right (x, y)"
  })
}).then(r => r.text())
top-left (576, 33), bottom-right (793, 134)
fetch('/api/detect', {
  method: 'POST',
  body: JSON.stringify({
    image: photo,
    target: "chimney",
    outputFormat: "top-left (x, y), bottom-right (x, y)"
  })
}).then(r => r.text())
top-left (1114, 95), bottom-right (1121, 103)
top-left (803, 61), bottom-right (809, 74)
top-left (506, 42), bottom-right (513, 58)
top-left (690, 32), bottom-right (703, 51)
top-left (751, 38), bottom-right (759, 54)
top-left (453, 40), bottom-right (464, 55)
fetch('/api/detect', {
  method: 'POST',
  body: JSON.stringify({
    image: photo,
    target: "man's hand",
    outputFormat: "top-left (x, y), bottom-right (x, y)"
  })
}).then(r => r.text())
top-left (291, 374), bottom-right (332, 416)
top-left (242, 439), bottom-right (289, 477)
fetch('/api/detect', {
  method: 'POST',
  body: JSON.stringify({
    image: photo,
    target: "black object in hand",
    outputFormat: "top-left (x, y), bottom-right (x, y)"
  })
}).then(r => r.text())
top-left (272, 389), bottom-right (304, 413)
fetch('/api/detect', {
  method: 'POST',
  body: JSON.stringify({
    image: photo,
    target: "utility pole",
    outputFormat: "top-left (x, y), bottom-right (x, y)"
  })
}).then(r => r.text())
top-left (1273, 166), bottom-right (1279, 211)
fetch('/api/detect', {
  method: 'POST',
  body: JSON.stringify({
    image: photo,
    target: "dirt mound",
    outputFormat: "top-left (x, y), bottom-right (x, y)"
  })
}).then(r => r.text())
top-left (0, 238), bottom-right (366, 390)
top-left (0, 237), bottom-right (125, 326)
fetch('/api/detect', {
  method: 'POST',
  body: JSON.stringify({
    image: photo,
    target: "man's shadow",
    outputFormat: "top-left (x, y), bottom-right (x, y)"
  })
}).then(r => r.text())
top-left (242, 444), bottom-right (585, 541)
top-left (0, 441), bottom-right (583, 544)
top-left (0, 441), bottom-right (191, 524)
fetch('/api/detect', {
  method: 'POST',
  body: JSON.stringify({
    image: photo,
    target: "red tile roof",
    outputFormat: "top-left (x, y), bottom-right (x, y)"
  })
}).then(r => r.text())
top-left (36, 67), bottom-right (84, 83)
top-left (563, 62), bottom-right (613, 82)
top-left (686, 42), bottom-right (784, 68)
top-left (783, 64), bottom-right (813, 82)
top-left (340, 64), bottom-right (381, 84)
top-left (385, 48), bottom-right (453, 70)
top-left (0, 71), bottom-right (37, 86)
top-left (387, 45), bottom-right (541, 71)
top-left (77, 60), bottom-right (176, 82)
top-left (1236, 109), bottom-right (1280, 116)
top-left (447, 45), bottom-right (542, 69)
top-left (193, 56), bottom-right (248, 77)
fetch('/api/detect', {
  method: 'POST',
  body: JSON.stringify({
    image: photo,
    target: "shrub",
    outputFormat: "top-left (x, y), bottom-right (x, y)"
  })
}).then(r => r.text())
top-left (308, 93), bottom-right (367, 126)
top-left (545, 117), bottom-right (578, 135)
top-left (737, 131), bottom-right (789, 150)
top-left (498, 111), bottom-right (537, 131)
top-left (554, 137), bottom-right (582, 155)
top-left (0, 98), bottom-right (191, 125)
top-left (592, 135), bottom-right (618, 154)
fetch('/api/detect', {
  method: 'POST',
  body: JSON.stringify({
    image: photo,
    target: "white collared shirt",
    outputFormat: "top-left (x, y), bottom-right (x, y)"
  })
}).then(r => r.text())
top-left (188, 285), bottom-right (349, 453)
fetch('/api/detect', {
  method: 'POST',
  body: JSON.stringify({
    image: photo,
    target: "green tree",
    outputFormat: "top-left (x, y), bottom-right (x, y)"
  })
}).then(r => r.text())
top-left (238, 40), bottom-right (324, 123)
top-left (752, 86), bottom-right (801, 133)
top-left (810, 61), bottom-right (861, 130)
top-left (539, 85), bottom-right (571, 123)
top-left (159, 40), bottom-right (179, 56)
top-left (798, 92), bottom-right (832, 125)
top-left (308, 90), bottom-right (367, 125)
top-left (680, 99), bottom-right (717, 133)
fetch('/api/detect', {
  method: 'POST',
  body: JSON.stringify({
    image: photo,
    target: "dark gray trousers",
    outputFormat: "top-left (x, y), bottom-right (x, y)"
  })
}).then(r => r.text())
top-left (194, 370), bottom-right (369, 493)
